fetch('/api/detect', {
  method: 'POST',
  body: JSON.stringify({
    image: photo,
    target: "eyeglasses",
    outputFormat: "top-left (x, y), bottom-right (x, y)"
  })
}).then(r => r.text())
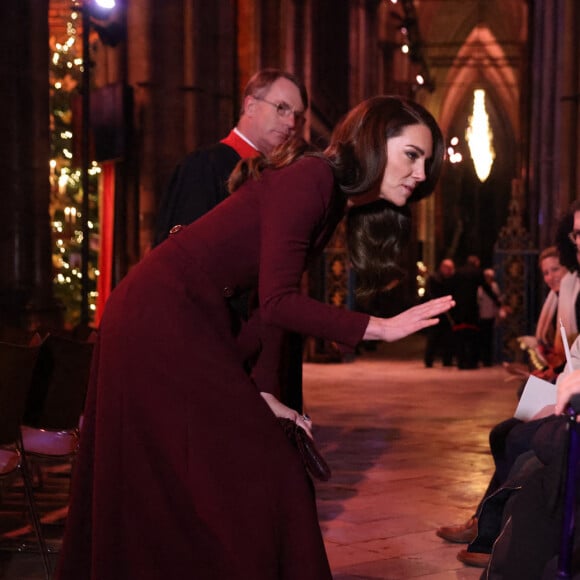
top-left (253, 96), bottom-right (305, 123)
top-left (568, 230), bottom-right (580, 244)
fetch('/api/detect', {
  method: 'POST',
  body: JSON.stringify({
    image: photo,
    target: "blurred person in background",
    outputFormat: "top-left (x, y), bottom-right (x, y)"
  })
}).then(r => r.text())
top-left (423, 258), bottom-right (456, 368)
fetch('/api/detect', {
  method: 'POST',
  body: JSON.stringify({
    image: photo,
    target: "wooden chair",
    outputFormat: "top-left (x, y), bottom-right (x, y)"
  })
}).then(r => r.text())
top-left (0, 340), bottom-right (51, 579)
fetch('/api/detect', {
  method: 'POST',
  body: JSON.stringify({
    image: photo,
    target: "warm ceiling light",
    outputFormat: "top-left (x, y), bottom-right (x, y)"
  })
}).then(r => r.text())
top-left (465, 89), bottom-right (495, 182)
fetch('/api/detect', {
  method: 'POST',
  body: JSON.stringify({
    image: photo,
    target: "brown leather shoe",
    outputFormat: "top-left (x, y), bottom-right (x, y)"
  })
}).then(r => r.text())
top-left (457, 548), bottom-right (490, 568)
top-left (436, 516), bottom-right (478, 543)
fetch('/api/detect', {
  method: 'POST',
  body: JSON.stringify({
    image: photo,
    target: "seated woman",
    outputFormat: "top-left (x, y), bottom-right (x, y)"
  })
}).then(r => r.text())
top-left (511, 245), bottom-right (570, 384)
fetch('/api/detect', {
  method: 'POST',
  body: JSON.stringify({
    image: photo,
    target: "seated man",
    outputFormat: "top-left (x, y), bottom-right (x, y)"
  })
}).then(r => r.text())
top-left (435, 246), bottom-right (569, 568)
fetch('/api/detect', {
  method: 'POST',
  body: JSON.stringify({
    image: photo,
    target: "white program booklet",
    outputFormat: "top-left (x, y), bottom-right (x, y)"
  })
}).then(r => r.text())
top-left (513, 374), bottom-right (557, 421)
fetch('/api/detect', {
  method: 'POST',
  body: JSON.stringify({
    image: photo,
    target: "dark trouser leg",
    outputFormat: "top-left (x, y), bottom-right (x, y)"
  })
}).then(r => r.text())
top-left (467, 328), bottom-right (480, 368)
top-left (456, 327), bottom-right (479, 369)
top-left (441, 327), bottom-right (455, 366)
top-left (455, 329), bottom-right (466, 368)
top-left (488, 417), bottom-right (523, 484)
top-left (478, 318), bottom-right (494, 366)
top-left (471, 418), bottom-right (523, 516)
top-left (424, 327), bottom-right (437, 366)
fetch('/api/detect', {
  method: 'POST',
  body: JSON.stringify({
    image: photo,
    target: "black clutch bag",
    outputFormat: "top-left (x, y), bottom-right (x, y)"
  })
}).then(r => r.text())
top-left (277, 418), bottom-right (331, 481)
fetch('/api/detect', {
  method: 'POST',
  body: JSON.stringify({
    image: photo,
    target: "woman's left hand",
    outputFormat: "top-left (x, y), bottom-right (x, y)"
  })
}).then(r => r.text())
top-left (260, 392), bottom-right (313, 438)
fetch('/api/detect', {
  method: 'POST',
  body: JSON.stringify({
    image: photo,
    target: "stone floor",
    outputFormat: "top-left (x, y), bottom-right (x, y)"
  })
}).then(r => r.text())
top-left (0, 334), bottom-right (519, 579)
top-left (309, 337), bottom-right (517, 579)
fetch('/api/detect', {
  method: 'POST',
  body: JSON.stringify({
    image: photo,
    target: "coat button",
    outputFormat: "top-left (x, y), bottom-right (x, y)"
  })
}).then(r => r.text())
top-left (223, 286), bottom-right (235, 298)
top-left (169, 224), bottom-right (183, 235)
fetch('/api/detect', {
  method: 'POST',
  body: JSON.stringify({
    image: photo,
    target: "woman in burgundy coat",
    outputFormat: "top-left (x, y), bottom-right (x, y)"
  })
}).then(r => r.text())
top-left (56, 96), bottom-right (452, 580)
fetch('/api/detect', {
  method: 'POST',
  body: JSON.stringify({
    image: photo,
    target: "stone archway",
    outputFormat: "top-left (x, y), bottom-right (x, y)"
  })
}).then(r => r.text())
top-left (430, 25), bottom-right (522, 269)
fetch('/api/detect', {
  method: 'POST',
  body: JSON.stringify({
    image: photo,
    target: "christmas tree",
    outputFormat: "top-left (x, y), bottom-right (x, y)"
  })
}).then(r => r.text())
top-left (49, 6), bottom-right (100, 327)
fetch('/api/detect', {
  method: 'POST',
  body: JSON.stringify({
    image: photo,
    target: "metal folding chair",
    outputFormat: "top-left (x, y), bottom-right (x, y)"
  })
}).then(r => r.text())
top-left (21, 332), bottom-right (96, 490)
top-left (0, 339), bottom-right (51, 579)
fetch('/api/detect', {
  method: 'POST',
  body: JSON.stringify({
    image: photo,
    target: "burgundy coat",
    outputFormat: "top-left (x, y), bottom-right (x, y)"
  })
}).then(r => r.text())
top-left (55, 157), bottom-right (369, 580)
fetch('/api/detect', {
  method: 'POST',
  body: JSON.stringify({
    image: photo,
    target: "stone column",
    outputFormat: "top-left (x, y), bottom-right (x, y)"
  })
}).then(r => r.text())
top-left (527, 0), bottom-right (569, 246)
top-left (127, 0), bottom-right (237, 255)
top-left (560, 0), bottom-right (580, 202)
top-left (0, 1), bottom-right (60, 329)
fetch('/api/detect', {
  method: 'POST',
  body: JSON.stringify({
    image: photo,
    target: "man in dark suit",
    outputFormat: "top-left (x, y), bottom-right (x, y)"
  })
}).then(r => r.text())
top-left (153, 68), bottom-right (309, 413)
top-left (453, 255), bottom-right (501, 369)
top-left (424, 258), bottom-right (456, 367)
top-left (153, 68), bottom-right (309, 245)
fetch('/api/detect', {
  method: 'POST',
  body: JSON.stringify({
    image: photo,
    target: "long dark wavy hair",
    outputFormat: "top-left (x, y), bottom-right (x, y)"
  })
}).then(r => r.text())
top-left (229, 95), bottom-right (444, 300)
top-left (324, 96), bottom-right (444, 299)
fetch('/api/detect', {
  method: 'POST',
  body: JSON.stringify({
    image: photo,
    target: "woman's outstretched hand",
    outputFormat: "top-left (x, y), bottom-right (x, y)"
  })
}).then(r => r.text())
top-left (555, 369), bottom-right (580, 415)
top-left (364, 295), bottom-right (455, 343)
